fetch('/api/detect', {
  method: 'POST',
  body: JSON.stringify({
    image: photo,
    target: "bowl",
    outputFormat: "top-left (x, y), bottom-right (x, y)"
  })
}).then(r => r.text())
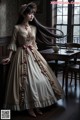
top-left (52, 45), bottom-right (59, 53)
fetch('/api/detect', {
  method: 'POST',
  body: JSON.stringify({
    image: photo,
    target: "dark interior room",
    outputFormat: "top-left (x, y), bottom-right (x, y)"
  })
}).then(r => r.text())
top-left (0, 0), bottom-right (80, 120)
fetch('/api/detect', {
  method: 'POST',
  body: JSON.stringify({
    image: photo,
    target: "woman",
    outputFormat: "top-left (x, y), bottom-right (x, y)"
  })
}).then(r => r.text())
top-left (2, 2), bottom-right (64, 117)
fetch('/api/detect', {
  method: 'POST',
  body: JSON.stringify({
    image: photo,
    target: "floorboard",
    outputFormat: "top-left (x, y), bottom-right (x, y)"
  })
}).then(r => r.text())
top-left (11, 72), bottom-right (80, 120)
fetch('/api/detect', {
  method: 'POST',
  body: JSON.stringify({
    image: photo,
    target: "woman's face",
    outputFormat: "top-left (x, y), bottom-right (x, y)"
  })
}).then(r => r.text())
top-left (24, 12), bottom-right (35, 21)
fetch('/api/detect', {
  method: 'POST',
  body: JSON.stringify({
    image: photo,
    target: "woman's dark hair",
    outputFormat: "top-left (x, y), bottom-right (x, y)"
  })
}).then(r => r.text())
top-left (30, 17), bottom-right (65, 45)
top-left (16, 2), bottom-right (65, 45)
top-left (16, 2), bottom-right (37, 25)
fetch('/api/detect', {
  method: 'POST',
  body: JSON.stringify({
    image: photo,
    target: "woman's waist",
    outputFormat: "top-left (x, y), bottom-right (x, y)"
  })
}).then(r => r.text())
top-left (18, 43), bottom-right (34, 51)
top-left (18, 43), bottom-right (32, 47)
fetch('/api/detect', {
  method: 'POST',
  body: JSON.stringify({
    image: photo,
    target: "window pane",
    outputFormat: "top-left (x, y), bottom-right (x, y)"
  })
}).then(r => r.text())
top-left (62, 26), bottom-right (67, 35)
top-left (74, 15), bottom-right (79, 24)
top-left (73, 36), bottom-right (80, 43)
top-left (57, 4), bottom-right (63, 8)
top-left (57, 7), bottom-right (62, 15)
top-left (56, 25), bottom-right (62, 34)
top-left (74, 7), bottom-right (80, 14)
top-left (73, 25), bottom-right (80, 43)
top-left (74, 0), bottom-right (80, 7)
top-left (56, 25), bottom-right (67, 43)
top-left (57, 0), bottom-right (68, 7)
top-left (56, 25), bottom-right (62, 30)
top-left (56, 25), bottom-right (61, 30)
top-left (63, 7), bottom-right (68, 15)
top-left (57, 0), bottom-right (62, 1)
top-left (56, 25), bottom-right (67, 35)
top-left (73, 26), bottom-right (79, 35)
top-left (63, 0), bottom-right (68, 7)
top-left (75, 0), bottom-right (80, 1)
top-left (63, 16), bottom-right (67, 24)
top-left (57, 16), bottom-right (62, 24)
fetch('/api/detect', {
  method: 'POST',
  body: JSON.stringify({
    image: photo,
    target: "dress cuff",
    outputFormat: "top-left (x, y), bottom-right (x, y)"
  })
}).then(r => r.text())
top-left (7, 43), bottom-right (17, 51)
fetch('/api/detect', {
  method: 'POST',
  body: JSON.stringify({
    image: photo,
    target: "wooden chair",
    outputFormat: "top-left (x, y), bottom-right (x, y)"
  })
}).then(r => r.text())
top-left (62, 43), bottom-right (80, 88)
top-left (65, 62), bottom-right (80, 90)
top-left (65, 43), bottom-right (80, 64)
top-left (62, 43), bottom-right (80, 89)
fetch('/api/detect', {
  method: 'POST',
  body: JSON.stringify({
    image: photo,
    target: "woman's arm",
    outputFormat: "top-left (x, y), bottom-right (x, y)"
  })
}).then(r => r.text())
top-left (2, 25), bottom-right (18, 65)
top-left (8, 50), bottom-right (13, 59)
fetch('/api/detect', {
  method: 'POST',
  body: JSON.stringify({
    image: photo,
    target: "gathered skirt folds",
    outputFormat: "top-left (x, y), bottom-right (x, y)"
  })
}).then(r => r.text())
top-left (3, 47), bottom-right (64, 111)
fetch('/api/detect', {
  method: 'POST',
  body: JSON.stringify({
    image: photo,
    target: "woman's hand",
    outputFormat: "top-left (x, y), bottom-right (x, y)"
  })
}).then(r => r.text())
top-left (1, 58), bottom-right (10, 65)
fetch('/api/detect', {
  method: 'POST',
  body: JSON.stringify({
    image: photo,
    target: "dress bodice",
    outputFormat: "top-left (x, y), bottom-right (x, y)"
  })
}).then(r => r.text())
top-left (17, 25), bottom-right (36, 46)
top-left (7, 25), bottom-right (38, 51)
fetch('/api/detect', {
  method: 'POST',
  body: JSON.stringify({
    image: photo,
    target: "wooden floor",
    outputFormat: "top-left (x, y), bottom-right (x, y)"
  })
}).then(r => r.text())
top-left (11, 72), bottom-right (80, 120)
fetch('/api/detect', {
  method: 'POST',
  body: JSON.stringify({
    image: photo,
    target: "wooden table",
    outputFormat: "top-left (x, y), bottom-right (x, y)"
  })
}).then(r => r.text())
top-left (40, 48), bottom-right (80, 61)
top-left (40, 48), bottom-right (80, 95)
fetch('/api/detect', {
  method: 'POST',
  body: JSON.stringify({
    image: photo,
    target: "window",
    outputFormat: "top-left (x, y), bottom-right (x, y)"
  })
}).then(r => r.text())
top-left (52, 0), bottom-right (80, 43)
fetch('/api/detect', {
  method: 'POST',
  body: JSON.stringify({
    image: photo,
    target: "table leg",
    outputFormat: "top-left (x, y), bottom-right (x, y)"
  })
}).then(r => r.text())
top-left (64, 61), bottom-right (69, 96)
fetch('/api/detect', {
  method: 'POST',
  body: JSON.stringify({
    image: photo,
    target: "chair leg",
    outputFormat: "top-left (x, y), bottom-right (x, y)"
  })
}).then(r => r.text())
top-left (65, 70), bottom-right (68, 96)
top-left (75, 73), bottom-right (77, 89)
top-left (79, 73), bottom-right (80, 101)
top-left (79, 73), bottom-right (80, 89)
top-left (70, 72), bottom-right (73, 86)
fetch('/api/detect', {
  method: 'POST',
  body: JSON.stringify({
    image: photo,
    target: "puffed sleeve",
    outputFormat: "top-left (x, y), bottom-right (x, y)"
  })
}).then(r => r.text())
top-left (7, 25), bottom-right (18, 51)
top-left (32, 26), bottom-right (38, 50)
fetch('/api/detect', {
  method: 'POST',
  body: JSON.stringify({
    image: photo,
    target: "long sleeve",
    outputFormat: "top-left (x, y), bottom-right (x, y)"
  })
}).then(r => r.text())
top-left (7, 26), bottom-right (18, 51)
